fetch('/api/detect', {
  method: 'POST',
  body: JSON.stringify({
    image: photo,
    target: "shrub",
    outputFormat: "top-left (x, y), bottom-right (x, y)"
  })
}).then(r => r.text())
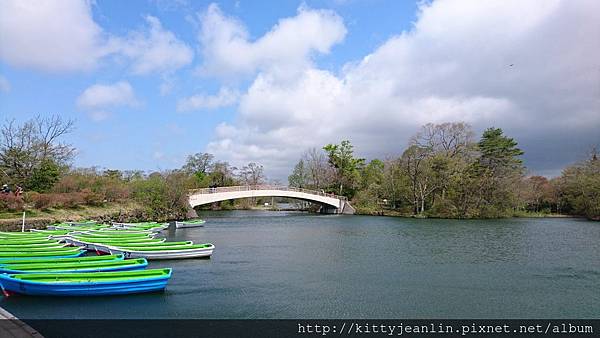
top-left (31, 193), bottom-right (53, 209)
top-left (0, 194), bottom-right (25, 211)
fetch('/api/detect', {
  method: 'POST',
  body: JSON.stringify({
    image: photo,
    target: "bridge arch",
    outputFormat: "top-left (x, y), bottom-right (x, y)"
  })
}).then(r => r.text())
top-left (188, 185), bottom-right (355, 214)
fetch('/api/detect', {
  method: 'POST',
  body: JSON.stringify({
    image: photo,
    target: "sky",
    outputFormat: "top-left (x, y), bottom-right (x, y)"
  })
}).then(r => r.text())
top-left (0, 0), bottom-right (599, 180)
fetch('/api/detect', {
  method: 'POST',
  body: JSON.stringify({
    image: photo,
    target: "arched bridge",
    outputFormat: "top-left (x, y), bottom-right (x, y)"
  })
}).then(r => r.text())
top-left (188, 185), bottom-right (355, 214)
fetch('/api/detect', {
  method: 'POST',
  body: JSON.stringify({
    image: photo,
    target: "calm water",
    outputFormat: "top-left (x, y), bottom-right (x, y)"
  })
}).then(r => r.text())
top-left (2, 211), bottom-right (599, 319)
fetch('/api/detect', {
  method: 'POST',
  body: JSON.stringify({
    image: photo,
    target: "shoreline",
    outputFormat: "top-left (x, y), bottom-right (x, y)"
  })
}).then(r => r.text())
top-left (0, 207), bottom-right (585, 230)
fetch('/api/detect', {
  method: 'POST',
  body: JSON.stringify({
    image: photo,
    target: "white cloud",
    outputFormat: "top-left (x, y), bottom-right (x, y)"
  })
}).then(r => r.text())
top-left (205, 0), bottom-right (600, 179)
top-left (77, 81), bottom-right (139, 110)
top-left (0, 75), bottom-right (10, 93)
top-left (0, 0), bottom-right (112, 72)
top-left (197, 3), bottom-right (346, 79)
top-left (119, 16), bottom-right (193, 75)
top-left (177, 87), bottom-right (239, 111)
top-left (0, 1), bottom-right (193, 75)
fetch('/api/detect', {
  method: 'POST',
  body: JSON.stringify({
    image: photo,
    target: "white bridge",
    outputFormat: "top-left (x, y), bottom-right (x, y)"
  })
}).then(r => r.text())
top-left (188, 185), bottom-right (355, 214)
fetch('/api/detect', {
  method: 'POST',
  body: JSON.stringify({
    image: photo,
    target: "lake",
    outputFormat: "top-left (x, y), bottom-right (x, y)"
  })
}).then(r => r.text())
top-left (2, 211), bottom-right (599, 319)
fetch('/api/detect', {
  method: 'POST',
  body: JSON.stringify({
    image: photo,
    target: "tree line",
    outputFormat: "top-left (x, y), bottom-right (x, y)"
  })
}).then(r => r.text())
top-left (288, 122), bottom-right (599, 220)
top-left (0, 115), bottom-right (266, 220)
top-left (1, 117), bottom-right (597, 220)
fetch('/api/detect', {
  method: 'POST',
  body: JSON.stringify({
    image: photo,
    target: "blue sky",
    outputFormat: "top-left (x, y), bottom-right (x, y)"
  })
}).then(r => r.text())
top-left (1, 0), bottom-right (599, 179)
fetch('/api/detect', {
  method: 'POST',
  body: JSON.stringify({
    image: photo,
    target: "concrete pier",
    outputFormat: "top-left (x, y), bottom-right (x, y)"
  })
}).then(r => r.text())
top-left (0, 307), bottom-right (42, 338)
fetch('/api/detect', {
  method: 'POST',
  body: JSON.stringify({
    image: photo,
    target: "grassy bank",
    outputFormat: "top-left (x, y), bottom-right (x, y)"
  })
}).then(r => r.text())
top-left (0, 201), bottom-right (146, 231)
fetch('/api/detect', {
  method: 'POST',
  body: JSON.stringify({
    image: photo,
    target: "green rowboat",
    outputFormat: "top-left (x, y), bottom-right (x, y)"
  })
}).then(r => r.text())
top-left (0, 258), bottom-right (148, 273)
top-left (0, 254), bottom-right (123, 265)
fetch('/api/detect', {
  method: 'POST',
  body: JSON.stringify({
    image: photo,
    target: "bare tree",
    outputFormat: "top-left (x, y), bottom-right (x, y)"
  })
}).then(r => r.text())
top-left (302, 148), bottom-right (333, 189)
top-left (239, 162), bottom-right (265, 186)
top-left (411, 122), bottom-right (474, 158)
top-left (0, 115), bottom-right (75, 187)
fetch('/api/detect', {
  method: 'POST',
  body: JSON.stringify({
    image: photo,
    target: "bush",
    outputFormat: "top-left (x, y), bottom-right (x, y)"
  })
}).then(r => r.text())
top-left (426, 198), bottom-right (458, 218)
top-left (0, 194), bottom-right (24, 211)
top-left (31, 193), bottom-right (53, 209)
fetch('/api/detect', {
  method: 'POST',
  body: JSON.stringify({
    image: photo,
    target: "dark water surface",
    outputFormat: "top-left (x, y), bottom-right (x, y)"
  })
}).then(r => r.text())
top-left (2, 211), bottom-right (599, 319)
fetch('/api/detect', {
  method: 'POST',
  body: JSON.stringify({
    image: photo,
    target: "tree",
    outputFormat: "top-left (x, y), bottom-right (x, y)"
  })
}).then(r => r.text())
top-left (239, 162), bottom-right (265, 186)
top-left (476, 127), bottom-right (524, 173)
top-left (182, 153), bottom-right (214, 175)
top-left (472, 127), bottom-right (525, 217)
top-left (559, 151), bottom-right (600, 220)
top-left (27, 158), bottom-right (61, 192)
top-left (0, 115), bottom-right (75, 191)
top-left (288, 159), bottom-right (308, 188)
top-left (302, 148), bottom-right (332, 189)
top-left (208, 161), bottom-right (236, 187)
top-left (323, 140), bottom-right (365, 197)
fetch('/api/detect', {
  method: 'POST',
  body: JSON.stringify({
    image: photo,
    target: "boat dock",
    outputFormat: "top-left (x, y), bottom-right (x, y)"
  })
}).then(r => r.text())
top-left (0, 306), bottom-right (42, 338)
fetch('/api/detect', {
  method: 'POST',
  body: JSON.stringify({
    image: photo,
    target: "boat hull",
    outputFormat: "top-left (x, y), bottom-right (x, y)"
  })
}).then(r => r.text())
top-left (175, 221), bottom-right (206, 229)
top-left (109, 246), bottom-right (214, 259)
top-left (0, 270), bottom-right (171, 296)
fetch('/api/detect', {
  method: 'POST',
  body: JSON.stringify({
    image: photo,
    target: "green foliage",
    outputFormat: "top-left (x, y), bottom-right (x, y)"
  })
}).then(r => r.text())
top-left (288, 160), bottom-right (308, 188)
top-left (132, 171), bottom-right (190, 221)
top-left (559, 154), bottom-right (600, 220)
top-left (27, 159), bottom-right (61, 192)
top-left (323, 140), bottom-right (365, 197)
top-left (477, 127), bottom-right (524, 172)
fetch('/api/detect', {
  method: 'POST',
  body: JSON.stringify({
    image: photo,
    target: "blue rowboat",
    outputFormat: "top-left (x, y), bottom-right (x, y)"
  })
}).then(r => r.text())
top-left (0, 268), bottom-right (172, 296)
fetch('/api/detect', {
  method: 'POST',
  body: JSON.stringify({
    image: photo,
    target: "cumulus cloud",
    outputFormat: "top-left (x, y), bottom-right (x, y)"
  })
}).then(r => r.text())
top-left (205, 0), bottom-right (600, 179)
top-left (0, 0), bottom-right (110, 72)
top-left (197, 3), bottom-right (346, 79)
top-left (0, 0), bottom-right (193, 74)
top-left (77, 81), bottom-right (139, 110)
top-left (118, 16), bottom-right (193, 75)
top-left (0, 75), bottom-right (10, 93)
top-left (177, 87), bottom-right (239, 111)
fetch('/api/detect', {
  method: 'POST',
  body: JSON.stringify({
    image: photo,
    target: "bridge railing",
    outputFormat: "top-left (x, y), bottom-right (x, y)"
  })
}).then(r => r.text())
top-left (188, 185), bottom-right (348, 201)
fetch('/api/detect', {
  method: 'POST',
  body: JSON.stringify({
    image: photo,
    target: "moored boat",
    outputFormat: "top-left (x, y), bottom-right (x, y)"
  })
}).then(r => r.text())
top-left (0, 258), bottom-right (148, 274)
top-left (0, 243), bottom-right (67, 249)
top-left (0, 238), bottom-right (61, 245)
top-left (108, 243), bottom-right (215, 260)
top-left (71, 231), bottom-right (154, 238)
top-left (66, 220), bottom-right (98, 226)
top-left (0, 248), bottom-right (85, 258)
top-left (0, 268), bottom-right (172, 296)
top-left (175, 219), bottom-right (206, 229)
top-left (0, 232), bottom-right (49, 239)
top-left (0, 254), bottom-right (123, 265)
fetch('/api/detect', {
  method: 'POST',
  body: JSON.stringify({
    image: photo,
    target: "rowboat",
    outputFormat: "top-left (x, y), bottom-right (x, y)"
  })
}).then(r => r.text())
top-left (50, 224), bottom-right (109, 231)
top-left (112, 222), bottom-right (169, 231)
top-left (0, 258), bottom-right (148, 274)
top-left (93, 229), bottom-right (155, 235)
top-left (0, 254), bottom-right (123, 265)
top-left (0, 248), bottom-right (85, 258)
top-left (67, 236), bottom-right (165, 245)
top-left (0, 268), bottom-right (172, 296)
top-left (0, 232), bottom-right (49, 238)
top-left (66, 237), bottom-right (166, 252)
top-left (110, 241), bottom-right (193, 247)
top-left (71, 231), bottom-right (154, 238)
top-left (0, 241), bottom-right (66, 251)
top-left (0, 245), bottom-right (72, 252)
top-left (175, 219), bottom-right (206, 228)
top-left (29, 229), bottom-right (71, 235)
top-left (108, 243), bottom-right (215, 260)
top-left (0, 239), bottom-right (61, 245)
top-left (66, 220), bottom-right (98, 226)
